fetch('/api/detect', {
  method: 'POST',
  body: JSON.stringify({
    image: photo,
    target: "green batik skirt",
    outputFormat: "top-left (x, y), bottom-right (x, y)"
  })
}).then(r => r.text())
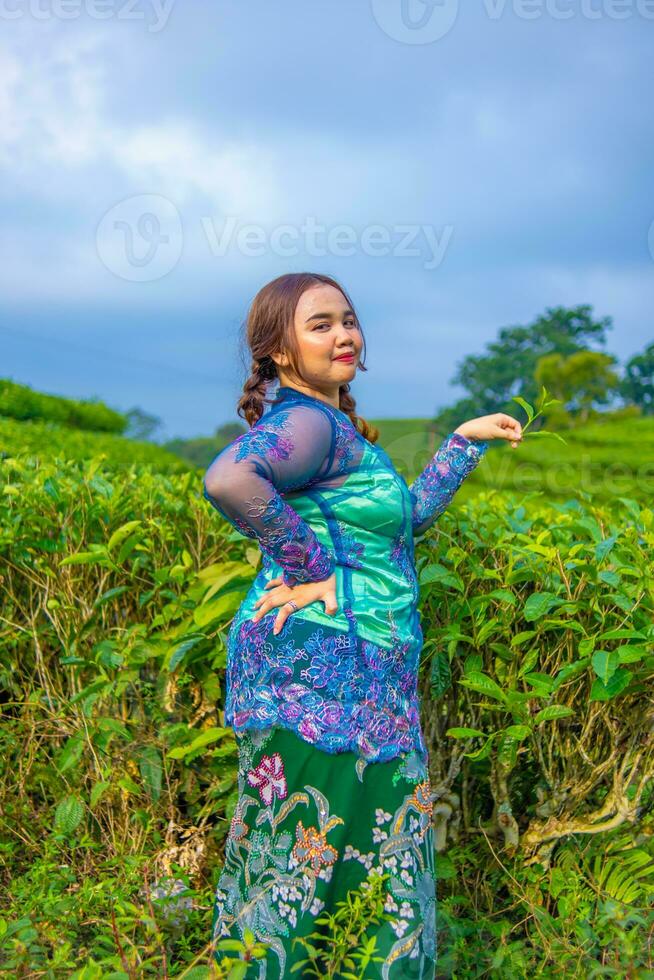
top-left (212, 726), bottom-right (437, 978)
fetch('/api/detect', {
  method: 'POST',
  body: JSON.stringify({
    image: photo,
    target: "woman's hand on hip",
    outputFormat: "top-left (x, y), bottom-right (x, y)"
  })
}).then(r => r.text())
top-left (455, 413), bottom-right (523, 449)
top-left (251, 572), bottom-right (338, 635)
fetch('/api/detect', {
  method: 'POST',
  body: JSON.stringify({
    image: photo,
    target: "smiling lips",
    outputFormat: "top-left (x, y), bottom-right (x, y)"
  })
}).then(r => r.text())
top-left (334, 353), bottom-right (355, 361)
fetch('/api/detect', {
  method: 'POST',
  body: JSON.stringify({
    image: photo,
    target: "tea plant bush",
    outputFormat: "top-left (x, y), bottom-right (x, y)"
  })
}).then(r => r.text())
top-left (1, 417), bottom-right (653, 977)
top-left (0, 414), bottom-right (189, 474)
top-left (0, 379), bottom-right (127, 434)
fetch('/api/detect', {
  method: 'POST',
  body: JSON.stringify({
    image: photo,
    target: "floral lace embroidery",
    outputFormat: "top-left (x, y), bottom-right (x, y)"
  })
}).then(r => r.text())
top-left (231, 410), bottom-right (295, 464)
top-left (233, 492), bottom-right (334, 587)
top-left (203, 402), bottom-right (337, 588)
top-left (336, 520), bottom-right (365, 569)
top-left (390, 529), bottom-right (418, 604)
top-left (408, 431), bottom-right (488, 535)
top-left (225, 614), bottom-right (427, 763)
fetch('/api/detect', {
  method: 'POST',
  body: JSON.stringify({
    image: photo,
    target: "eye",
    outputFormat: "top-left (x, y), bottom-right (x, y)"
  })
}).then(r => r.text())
top-left (313, 323), bottom-right (330, 330)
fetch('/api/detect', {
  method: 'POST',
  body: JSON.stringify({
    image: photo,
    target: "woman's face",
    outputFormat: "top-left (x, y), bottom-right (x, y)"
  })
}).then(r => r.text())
top-left (277, 284), bottom-right (363, 391)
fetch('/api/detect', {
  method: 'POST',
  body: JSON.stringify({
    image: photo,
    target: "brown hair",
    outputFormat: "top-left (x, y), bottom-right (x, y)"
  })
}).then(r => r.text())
top-left (236, 272), bottom-right (379, 443)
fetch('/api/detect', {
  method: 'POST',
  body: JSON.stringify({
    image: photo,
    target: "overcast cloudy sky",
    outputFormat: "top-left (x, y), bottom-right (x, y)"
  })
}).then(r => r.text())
top-left (1, 1), bottom-right (652, 439)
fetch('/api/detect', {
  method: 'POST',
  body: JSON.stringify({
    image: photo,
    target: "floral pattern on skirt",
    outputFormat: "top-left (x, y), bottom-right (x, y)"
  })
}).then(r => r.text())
top-left (212, 726), bottom-right (437, 978)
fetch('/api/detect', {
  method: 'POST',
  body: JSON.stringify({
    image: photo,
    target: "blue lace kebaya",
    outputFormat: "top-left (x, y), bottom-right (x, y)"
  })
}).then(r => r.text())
top-left (203, 385), bottom-right (487, 762)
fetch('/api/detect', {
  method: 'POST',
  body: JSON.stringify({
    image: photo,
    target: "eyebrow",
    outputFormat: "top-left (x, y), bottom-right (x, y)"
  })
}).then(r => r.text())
top-left (305, 309), bottom-right (355, 323)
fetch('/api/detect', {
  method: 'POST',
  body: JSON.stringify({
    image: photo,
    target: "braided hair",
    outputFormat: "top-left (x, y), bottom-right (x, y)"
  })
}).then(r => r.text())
top-left (236, 273), bottom-right (379, 444)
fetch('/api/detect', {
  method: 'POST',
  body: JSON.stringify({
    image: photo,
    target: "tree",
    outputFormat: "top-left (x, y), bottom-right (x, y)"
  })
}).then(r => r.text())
top-left (620, 341), bottom-right (654, 415)
top-left (535, 350), bottom-right (620, 422)
top-left (450, 305), bottom-right (612, 415)
top-left (125, 407), bottom-right (163, 442)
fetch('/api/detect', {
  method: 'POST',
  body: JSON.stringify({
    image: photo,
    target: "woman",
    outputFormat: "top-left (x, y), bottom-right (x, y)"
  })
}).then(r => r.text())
top-left (203, 272), bottom-right (522, 978)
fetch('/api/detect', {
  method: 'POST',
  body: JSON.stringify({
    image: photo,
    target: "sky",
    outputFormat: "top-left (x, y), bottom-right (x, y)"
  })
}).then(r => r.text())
top-left (1, 0), bottom-right (652, 440)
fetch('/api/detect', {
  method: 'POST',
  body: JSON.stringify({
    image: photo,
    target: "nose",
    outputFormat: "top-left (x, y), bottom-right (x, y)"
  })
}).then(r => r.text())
top-left (335, 327), bottom-right (356, 348)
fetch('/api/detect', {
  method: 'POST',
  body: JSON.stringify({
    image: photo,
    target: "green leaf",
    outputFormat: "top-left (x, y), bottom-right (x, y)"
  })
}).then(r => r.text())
top-left (138, 746), bottom-right (163, 802)
top-left (534, 705), bottom-right (574, 725)
top-left (430, 651), bottom-right (451, 698)
top-left (522, 672), bottom-right (555, 696)
top-left (595, 535), bottom-right (618, 561)
top-left (488, 588), bottom-right (517, 606)
top-left (56, 733), bottom-right (85, 773)
top-left (616, 644), bottom-right (648, 664)
top-left (590, 669), bottom-right (633, 702)
top-left (459, 671), bottom-right (508, 703)
top-left (524, 429), bottom-right (568, 445)
top-left (599, 628), bottom-right (646, 641)
top-left (94, 585), bottom-right (130, 607)
top-left (552, 658), bottom-right (590, 690)
top-left (167, 727), bottom-right (232, 760)
top-left (511, 631), bottom-right (537, 648)
top-left (464, 733), bottom-right (496, 761)
top-left (524, 592), bottom-right (562, 622)
top-left (419, 563), bottom-right (463, 591)
top-left (496, 733), bottom-right (519, 770)
top-left (549, 867), bottom-right (567, 899)
top-left (463, 653), bottom-right (483, 675)
top-left (117, 533), bottom-right (141, 565)
top-left (503, 724), bottom-right (532, 740)
top-left (591, 649), bottom-right (620, 684)
top-left (59, 550), bottom-right (106, 567)
top-left (107, 520), bottom-right (142, 552)
top-left (54, 795), bottom-right (84, 835)
top-left (90, 781), bottom-right (111, 808)
top-left (216, 940), bottom-right (246, 953)
top-left (511, 395), bottom-right (534, 423)
top-left (518, 648), bottom-right (539, 678)
top-left (118, 775), bottom-right (141, 795)
top-left (194, 591), bottom-right (244, 628)
top-left (168, 634), bottom-right (206, 671)
top-left (446, 727), bottom-right (485, 739)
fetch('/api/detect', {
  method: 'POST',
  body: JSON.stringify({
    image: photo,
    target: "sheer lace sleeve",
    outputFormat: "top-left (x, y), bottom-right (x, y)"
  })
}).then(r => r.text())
top-left (409, 431), bottom-right (488, 537)
top-left (202, 403), bottom-right (336, 587)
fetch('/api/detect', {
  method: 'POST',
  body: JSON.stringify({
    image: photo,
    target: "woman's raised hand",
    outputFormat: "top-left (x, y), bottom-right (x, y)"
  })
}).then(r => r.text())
top-left (455, 413), bottom-right (523, 449)
top-left (251, 571), bottom-right (338, 635)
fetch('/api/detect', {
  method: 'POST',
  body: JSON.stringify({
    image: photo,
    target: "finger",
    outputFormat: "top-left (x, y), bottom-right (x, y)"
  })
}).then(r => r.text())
top-left (264, 577), bottom-right (283, 590)
top-left (496, 421), bottom-right (522, 440)
top-left (496, 413), bottom-right (521, 432)
top-left (273, 606), bottom-right (291, 635)
top-left (252, 600), bottom-right (272, 622)
top-left (254, 581), bottom-right (278, 606)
